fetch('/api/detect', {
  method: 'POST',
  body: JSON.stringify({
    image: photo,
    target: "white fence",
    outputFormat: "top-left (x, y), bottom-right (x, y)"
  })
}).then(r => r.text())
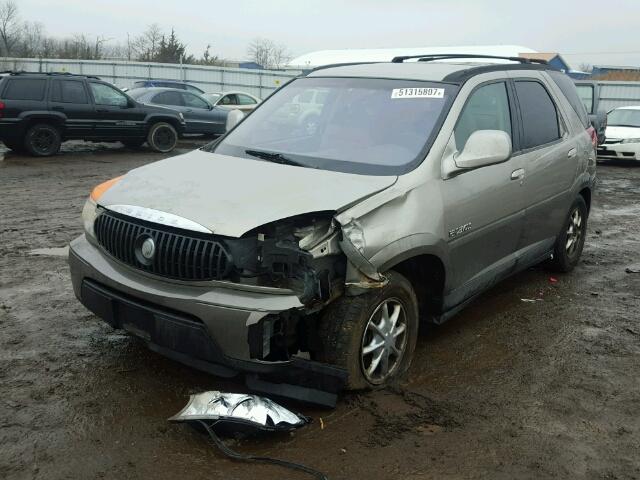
top-left (596, 81), bottom-right (640, 112)
top-left (0, 57), bottom-right (302, 99)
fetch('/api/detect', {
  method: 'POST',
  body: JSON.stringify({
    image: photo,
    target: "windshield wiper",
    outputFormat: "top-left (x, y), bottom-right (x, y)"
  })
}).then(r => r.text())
top-left (245, 149), bottom-right (311, 168)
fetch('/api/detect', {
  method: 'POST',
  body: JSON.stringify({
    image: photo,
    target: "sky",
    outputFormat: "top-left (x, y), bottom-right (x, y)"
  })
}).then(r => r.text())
top-left (14, 0), bottom-right (640, 69)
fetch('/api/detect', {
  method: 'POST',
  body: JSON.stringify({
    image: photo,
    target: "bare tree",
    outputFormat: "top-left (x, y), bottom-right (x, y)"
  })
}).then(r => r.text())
top-left (578, 62), bottom-right (593, 73)
top-left (15, 21), bottom-right (44, 57)
top-left (0, 0), bottom-right (20, 56)
top-left (133, 23), bottom-right (163, 61)
top-left (247, 37), bottom-right (291, 69)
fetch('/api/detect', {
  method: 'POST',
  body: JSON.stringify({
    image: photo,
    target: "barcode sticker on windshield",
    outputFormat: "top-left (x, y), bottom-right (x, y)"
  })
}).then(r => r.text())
top-left (391, 88), bottom-right (445, 99)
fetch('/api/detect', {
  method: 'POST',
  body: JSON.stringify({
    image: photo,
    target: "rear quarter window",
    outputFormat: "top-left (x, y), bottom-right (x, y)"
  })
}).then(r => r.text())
top-left (2, 78), bottom-right (47, 101)
top-left (548, 71), bottom-right (590, 128)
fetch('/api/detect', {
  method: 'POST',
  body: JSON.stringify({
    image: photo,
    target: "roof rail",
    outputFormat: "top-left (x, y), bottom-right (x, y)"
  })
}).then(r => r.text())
top-left (391, 54), bottom-right (549, 65)
top-left (0, 70), bottom-right (101, 79)
top-left (304, 61), bottom-right (383, 75)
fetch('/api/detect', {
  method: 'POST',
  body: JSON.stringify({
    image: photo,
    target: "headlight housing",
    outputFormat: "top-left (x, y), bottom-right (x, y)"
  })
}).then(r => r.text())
top-left (82, 197), bottom-right (99, 239)
top-left (621, 138), bottom-right (640, 144)
top-left (84, 176), bottom-right (123, 238)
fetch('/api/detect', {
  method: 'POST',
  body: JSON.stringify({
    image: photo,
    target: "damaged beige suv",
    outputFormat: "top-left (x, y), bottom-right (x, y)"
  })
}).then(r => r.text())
top-left (69, 55), bottom-right (596, 404)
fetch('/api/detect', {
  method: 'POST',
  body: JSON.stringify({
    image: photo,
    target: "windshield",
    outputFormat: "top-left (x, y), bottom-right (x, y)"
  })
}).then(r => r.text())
top-left (204, 93), bottom-right (221, 103)
top-left (211, 77), bottom-right (457, 175)
top-left (607, 109), bottom-right (640, 127)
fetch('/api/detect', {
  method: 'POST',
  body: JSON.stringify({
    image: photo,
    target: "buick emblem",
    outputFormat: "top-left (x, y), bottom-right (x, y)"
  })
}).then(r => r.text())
top-left (141, 237), bottom-right (156, 260)
top-left (135, 235), bottom-right (156, 265)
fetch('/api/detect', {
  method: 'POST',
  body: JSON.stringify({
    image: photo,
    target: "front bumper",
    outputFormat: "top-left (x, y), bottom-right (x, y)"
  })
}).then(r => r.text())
top-left (597, 142), bottom-right (640, 160)
top-left (69, 235), bottom-right (346, 406)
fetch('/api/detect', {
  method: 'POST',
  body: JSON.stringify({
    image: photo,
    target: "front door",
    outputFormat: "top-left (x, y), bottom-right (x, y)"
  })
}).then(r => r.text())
top-left (441, 81), bottom-right (526, 308)
top-left (180, 91), bottom-right (226, 134)
top-left (89, 82), bottom-right (145, 138)
top-left (48, 79), bottom-right (95, 138)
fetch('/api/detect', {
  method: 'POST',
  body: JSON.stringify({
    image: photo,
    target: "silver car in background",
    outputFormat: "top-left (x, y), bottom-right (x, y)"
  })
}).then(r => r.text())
top-left (68, 55), bottom-right (595, 403)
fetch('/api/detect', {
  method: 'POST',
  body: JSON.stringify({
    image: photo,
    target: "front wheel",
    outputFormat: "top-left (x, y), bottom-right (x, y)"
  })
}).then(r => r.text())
top-left (147, 122), bottom-right (178, 153)
top-left (315, 271), bottom-right (419, 390)
top-left (550, 195), bottom-right (588, 272)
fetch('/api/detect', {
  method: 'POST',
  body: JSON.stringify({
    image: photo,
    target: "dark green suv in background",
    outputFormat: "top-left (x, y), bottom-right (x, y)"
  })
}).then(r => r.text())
top-left (0, 72), bottom-right (186, 156)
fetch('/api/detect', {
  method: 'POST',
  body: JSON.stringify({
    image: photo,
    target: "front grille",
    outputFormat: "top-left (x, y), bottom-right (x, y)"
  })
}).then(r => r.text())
top-left (94, 210), bottom-right (231, 281)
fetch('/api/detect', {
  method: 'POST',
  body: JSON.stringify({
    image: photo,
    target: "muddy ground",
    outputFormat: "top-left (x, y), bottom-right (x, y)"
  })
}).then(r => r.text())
top-left (1, 141), bottom-right (639, 480)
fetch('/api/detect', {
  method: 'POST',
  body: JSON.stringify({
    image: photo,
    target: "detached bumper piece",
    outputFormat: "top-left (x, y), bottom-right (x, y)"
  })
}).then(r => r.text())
top-left (80, 280), bottom-right (347, 407)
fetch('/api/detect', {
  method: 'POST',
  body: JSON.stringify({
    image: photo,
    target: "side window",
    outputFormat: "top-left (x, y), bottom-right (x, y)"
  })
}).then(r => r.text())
top-left (3, 79), bottom-right (46, 101)
top-left (90, 83), bottom-right (128, 107)
top-left (237, 94), bottom-right (257, 105)
top-left (548, 72), bottom-right (590, 128)
top-left (454, 82), bottom-right (512, 151)
top-left (182, 92), bottom-right (209, 109)
top-left (575, 85), bottom-right (594, 115)
top-left (153, 91), bottom-right (184, 106)
top-left (51, 80), bottom-right (88, 104)
top-left (220, 94), bottom-right (238, 106)
top-left (514, 81), bottom-right (561, 149)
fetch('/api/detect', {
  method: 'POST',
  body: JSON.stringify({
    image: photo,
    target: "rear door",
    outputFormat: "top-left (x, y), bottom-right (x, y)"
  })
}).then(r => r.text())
top-left (48, 79), bottom-right (95, 138)
top-left (0, 77), bottom-right (48, 135)
top-left (509, 73), bottom-right (579, 265)
top-left (442, 78), bottom-right (526, 307)
top-left (89, 82), bottom-right (145, 138)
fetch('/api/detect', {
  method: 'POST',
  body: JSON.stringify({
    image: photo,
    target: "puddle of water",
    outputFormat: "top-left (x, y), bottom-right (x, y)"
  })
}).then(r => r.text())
top-left (28, 247), bottom-right (69, 257)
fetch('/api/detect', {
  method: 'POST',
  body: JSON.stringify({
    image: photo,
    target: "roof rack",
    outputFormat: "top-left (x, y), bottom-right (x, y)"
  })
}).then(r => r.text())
top-left (0, 70), bottom-right (101, 79)
top-left (391, 54), bottom-right (549, 65)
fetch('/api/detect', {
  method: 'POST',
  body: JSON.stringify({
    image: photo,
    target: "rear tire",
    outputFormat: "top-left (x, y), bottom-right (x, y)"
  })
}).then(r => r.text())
top-left (315, 271), bottom-right (419, 390)
top-left (550, 195), bottom-right (588, 272)
top-left (24, 124), bottom-right (61, 157)
top-left (147, 122), bottom-right (178, 153)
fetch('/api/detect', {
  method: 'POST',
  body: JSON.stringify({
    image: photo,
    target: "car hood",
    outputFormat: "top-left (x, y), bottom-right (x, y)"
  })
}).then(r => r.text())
top-left (98, 149), bottom-right (397, 237)
top-left (604, 125), bottom-right (640, 140)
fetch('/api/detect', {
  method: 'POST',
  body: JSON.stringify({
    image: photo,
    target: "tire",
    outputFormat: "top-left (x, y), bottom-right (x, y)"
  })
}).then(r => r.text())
top-left (24, 124), bottom-right (61, 157)
top-left (147, 122), bottom-right (178, 153)
top-left (122, 138), bottom-right (146, 149)
top-left (315, 271), bottom-right (419, 390)
top-left (2, 139), bottom-right (25, 152)
top-left (550, 195), bottom-right (588, 272)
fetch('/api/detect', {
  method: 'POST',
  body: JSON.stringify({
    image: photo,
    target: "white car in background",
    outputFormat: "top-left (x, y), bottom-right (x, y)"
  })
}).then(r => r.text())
top-left (201, 91), bottom-right (261, 113)
top-left (598, 106), bottom-right (640, 160)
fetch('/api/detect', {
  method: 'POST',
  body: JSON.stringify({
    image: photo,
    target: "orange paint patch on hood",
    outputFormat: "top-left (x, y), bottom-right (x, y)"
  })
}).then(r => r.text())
top-left (90, 176), bottom-right (123, 202)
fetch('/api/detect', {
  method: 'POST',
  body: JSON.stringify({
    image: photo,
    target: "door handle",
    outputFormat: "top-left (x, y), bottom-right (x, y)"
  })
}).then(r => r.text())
top-left (511, 168), bottom-right (525, 180)
top-left (52, 106), bottom-right (64, 111)
top-left (567, 148), bottom-right (577, 158)
top-left (96, 108), bottom-right (108, 113)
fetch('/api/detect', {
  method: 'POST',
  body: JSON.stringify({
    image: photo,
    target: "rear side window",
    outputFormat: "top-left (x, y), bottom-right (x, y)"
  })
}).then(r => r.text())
top-left (153, 91), bottom-right (183, 106)
top-left (50, 80), bottom-right (88, 104)
top-left (2, 78), bottom-right (46, 101)
top-left (548, 72), bottom-right (590, 128)
top-left (454, 82), bottom-right (512, 151)
top-left (238, 94), bottom-right (257, 105)
top-left (514, 81), bottom-right (560, 149)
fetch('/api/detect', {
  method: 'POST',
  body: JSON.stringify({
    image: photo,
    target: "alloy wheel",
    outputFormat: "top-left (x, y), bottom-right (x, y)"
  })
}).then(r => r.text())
top-left (360, 298), bottom-right (408, 385)
top-left (565, 208), bottom-right (583, 256)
